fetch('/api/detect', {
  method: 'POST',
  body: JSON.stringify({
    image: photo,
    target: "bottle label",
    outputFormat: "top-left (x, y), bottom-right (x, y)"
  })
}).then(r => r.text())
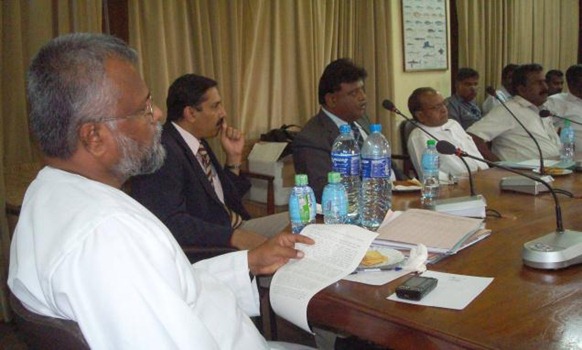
top-left (298, 194), bottom-right (312, 222)
top-left (361, 157), bottom-right (391, 178)
top-left (332, 153), bottom-right (360, 176)
top-left (421, 153), bottom-right (439, 174)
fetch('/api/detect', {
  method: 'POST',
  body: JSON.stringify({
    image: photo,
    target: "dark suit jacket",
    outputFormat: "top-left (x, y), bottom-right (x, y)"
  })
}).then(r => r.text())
top-left (131, 122), bottom-right (251, 247)
top-left (292, 110), bottom-right (403, 202)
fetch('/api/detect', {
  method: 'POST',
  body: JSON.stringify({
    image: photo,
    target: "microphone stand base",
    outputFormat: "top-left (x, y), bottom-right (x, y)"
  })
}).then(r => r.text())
top-left (522, 230), bottom-right (582, 269)
top-left (431, 195), bottom-right (487, 218)
top-left (500, 176), bottom-right (552, 195)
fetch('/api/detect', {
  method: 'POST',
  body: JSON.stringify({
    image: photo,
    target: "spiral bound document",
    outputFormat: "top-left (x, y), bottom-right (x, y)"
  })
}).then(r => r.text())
top-left (374, 209), bottom-right (490, 254)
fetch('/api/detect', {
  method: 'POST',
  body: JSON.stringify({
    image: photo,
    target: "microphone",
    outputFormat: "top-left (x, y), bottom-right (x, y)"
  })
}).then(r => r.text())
top-left (539, 110), bottom-right (582, 126)
top-left (485, 86), bottom-right (546, 174)
top-left (437, 140), bottom-right (554, 204)
top-left (383, 99), bottom-right (484, 217)
top-left (437, 140), bottom-right (582, 270)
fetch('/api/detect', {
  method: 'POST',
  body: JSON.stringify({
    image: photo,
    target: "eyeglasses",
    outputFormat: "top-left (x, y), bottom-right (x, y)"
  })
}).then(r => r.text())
top-left (422, 103), bottom-right (446, 111)
top-left (102, 95), bottom-right (154, 123)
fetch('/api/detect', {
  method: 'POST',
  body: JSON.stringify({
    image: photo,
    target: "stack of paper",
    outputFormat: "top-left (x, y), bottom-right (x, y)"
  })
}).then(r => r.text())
top-left (432, 194), bottom-right (487, 218)
top-left (374, 209), bottom-right (491, 254)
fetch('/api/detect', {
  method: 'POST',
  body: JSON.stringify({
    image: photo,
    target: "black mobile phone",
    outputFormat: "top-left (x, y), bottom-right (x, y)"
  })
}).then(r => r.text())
top-left (395, 275), bottom-right (438, 301)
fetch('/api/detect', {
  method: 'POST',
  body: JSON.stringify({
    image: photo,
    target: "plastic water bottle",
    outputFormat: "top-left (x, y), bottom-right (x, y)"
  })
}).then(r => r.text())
top-left (360, 124), bottom-right (392, 231)
top-left (331, 124), bottom-right (361, 224)
top-left (322, 172), bottom-right (348, 224)
top-left (560, 119), bottom-right (575, 164)
top-left (421, 139), bottom-right (440, 206)
top-left (288, 174), bottom-right (317, 234)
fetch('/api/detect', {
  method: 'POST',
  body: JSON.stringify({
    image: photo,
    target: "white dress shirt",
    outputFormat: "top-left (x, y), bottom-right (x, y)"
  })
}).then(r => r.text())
top-left (321, 107), bottom-right (368, 139)
top-left (408, 119), bottom-right (488, 180)
top-left (467, 96), bottom-right (561, 161)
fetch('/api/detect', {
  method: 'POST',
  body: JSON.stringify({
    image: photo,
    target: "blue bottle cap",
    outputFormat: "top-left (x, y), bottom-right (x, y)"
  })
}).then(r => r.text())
top-left (370, 124), bottom-right (382, 133)
top-left (339, 124), bottom-right (351, 134)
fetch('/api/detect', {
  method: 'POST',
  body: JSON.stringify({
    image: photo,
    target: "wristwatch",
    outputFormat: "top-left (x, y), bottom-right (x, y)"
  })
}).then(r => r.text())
top-left (225, 163), bottom-right (241, 170)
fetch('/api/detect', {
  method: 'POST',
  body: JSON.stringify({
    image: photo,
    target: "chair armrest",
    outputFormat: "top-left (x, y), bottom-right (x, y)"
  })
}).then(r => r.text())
top-left (241, 170), bottom-right (276, 215)
top-left (391, 154), bottom-right (416, 179)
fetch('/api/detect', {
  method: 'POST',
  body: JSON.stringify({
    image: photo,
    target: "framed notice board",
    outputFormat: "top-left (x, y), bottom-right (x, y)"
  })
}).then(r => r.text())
top-left (402, 0), bottom-right (448, 71)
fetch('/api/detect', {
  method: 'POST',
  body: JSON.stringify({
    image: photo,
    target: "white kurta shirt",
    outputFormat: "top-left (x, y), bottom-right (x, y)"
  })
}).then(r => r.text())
top-left (544, 92), bottom-right (582, 151)
top-left (407, 119), bottom-right (488, 180)
top-left (467, 95), bottom-right (561, 161)
top-left (8, 167), bottom-right (268, 349)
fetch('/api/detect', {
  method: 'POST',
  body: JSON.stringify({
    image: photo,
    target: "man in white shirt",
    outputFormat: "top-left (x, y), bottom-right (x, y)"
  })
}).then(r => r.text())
top-left (468, 64), bottom-right (561, 162)
top-left (545, 64), bottom-right (582, 151)
top-left (482, 64), bottom-right (518, 115)
top-left (407, 87), bottom-right (488, 180)
top-left (8, 33), bottom-right (314, 350)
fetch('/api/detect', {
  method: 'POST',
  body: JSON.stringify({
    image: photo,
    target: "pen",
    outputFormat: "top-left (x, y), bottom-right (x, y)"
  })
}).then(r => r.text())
top-left (351, 266), bottom-right (402, 274)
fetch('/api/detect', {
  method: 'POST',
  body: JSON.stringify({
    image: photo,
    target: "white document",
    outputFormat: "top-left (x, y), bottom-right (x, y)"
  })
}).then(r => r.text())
top-left (270, 224), bottom-right (377, 333)
top-left (343, 269), bottom-right (411, 286)
top-left (387, 270), bottom-right (493, 310)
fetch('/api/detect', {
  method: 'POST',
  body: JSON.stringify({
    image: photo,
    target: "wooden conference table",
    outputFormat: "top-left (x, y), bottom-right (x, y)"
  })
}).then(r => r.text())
top-left (307, 167), bottom-right (582, 349)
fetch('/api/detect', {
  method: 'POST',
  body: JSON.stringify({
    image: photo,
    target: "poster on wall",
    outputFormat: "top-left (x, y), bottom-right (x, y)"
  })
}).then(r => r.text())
top-left (402, 0), bottom-right (448, 71)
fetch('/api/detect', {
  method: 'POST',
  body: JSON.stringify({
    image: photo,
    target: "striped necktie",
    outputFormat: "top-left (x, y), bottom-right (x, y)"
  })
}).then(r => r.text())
top-left (349, 122), bottom-right (364, 149)
top-left (197, 143), bottom-right (243, 229)
top-left (198, 143), bottom-right (214, 186)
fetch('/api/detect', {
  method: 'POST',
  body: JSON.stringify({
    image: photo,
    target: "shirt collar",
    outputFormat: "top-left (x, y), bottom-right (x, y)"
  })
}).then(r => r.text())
top-left (321, 107), bottom-right (350, 129)
top-left (513, 95), bottom-right (543, 112)
top-left (172, 121), bottom-right (203, 154)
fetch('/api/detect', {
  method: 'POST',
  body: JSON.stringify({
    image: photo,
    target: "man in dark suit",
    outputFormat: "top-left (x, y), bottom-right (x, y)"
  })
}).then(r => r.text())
top-left (131, 74), bottom-right (288, 250)
top-left (293, 58), bottom-right (402, 202)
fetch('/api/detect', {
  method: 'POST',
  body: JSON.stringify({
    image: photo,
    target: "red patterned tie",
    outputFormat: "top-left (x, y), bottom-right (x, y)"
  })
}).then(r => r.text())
top-left (198, 143), bottom-right (243, 229)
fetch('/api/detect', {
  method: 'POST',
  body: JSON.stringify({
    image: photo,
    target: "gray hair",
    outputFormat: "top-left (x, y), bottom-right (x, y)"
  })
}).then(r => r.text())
top-left (27, 33), bottom-right (138, 159)
top-left (108, 122), bottom-right (166, 177)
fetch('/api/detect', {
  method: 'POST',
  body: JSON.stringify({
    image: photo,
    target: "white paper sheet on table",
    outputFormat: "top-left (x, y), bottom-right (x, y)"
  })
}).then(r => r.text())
top-left (270, 224), bottom-right (377, 333)
top-left (387, 270), bottom-right (493, 310)
top-left (342, 268), bottom-right (412, 285)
